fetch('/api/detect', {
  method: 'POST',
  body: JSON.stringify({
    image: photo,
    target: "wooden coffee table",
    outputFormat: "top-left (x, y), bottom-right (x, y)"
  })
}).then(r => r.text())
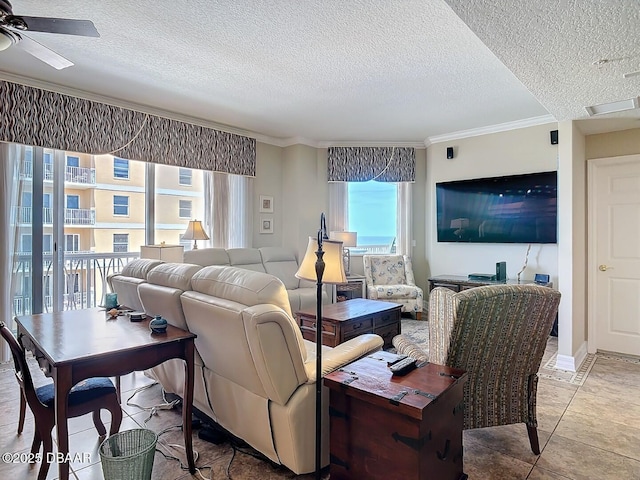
top-left (295, 298), bottom-right (401, 348)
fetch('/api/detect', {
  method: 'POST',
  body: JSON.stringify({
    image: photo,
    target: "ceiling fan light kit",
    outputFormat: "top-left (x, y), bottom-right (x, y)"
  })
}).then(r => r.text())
top-left (0, 27), bottom-right (17, 51)
top-left (0, 0), bottom-right (99, 68)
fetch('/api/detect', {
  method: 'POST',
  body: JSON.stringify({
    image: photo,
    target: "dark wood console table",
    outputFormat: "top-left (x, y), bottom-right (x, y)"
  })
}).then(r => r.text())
top-left (428, 275), bottom-right (548, 292)
top-left (428, 275), bottom-right (557, 336)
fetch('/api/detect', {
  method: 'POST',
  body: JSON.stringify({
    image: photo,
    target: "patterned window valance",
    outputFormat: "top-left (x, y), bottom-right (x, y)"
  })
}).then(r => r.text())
top-left (0, 81), bottom-right (255, 176)
top-left (327, 146), bottom-right (415, 182)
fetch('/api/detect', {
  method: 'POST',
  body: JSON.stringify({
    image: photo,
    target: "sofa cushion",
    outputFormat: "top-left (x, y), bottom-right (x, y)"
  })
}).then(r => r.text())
top-left (259, 247), bottom-right (301, 290)
top-left (227, 248), bottom-right (267, 273)
top-left (190, 266), bottom-right (292, 318)
top-left (183, 248), bottom-right (230, 267)
top-left (147, 262), bottom-right (203, 291)
top-left (120, 258), bottom-right (164, 279)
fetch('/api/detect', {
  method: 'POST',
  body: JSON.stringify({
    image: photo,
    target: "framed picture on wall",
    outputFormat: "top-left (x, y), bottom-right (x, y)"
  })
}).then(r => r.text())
top-left (260, 216), bottom-right (274, 234)
top-left (259, 195), bottom-right (274, 213)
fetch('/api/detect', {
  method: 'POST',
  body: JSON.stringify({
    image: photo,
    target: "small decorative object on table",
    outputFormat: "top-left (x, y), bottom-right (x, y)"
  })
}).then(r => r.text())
top-left (129, 312), bottom-right (146, 322)
top-left (149, 315), bottom-right (168, 333)
top-left (105, 293), bottom-right (118, 310)
top-left (107, 308), bottom-right (119, 319)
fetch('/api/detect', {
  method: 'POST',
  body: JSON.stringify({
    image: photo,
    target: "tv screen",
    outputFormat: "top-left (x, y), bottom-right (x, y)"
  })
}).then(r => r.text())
top-left (436, 171), bottom-right (557, 244)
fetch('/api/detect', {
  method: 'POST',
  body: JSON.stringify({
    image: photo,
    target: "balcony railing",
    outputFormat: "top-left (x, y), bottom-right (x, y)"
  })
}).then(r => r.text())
top-left (12, 251), bottom-right (140, 316)
top-left (13, 206), bottom-right (96, 226)
top-left (20, 161), bottom-right (96, 185)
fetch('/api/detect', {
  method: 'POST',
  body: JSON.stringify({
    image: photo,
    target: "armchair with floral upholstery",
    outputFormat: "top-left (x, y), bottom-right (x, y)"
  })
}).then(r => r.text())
top-left (362, 254), bottom-right (423, 319)
top-left (392, 284), bottom-right (561, 455)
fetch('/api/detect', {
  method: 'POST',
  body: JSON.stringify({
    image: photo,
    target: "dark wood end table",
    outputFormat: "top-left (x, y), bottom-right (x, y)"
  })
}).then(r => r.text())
top-left (325, 351), bottom-right (468, 480)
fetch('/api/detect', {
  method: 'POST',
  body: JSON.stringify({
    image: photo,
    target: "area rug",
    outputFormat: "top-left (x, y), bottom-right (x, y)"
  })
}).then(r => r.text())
top-left (398, 319), bottom-right (598, 386)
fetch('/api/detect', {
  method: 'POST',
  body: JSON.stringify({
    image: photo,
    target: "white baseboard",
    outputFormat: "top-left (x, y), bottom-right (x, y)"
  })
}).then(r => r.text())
top-left (555, 341), bottom-right (588, 372)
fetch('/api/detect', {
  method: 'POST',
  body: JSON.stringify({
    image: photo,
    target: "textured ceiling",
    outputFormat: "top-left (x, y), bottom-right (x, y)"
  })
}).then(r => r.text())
top-left (0, 0), bottom-right (638, 145)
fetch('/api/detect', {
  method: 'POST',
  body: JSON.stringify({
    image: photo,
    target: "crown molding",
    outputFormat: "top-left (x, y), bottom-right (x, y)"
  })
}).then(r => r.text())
top-left (425, 114), bottom-right (557, 146)
top-left (316, 140), bottom-right (427, 149)
top-left (1, 72), bottom-right (555, 150)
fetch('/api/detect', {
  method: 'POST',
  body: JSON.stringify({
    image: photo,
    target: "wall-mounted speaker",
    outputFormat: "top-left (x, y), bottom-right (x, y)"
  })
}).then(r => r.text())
top-left (550, 130), bottom-right (558, 145)
top-left (446, 146), bottom-right (454, 159)
top-left (496, 261), bottom-right (507, 281)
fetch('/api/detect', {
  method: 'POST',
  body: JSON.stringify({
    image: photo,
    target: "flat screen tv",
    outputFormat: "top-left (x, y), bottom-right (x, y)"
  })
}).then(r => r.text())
top-left (436, 171), bottom-right (557, 244)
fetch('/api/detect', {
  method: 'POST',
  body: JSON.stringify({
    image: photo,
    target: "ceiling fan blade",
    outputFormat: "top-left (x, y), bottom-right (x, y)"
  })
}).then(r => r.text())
top-left (15, 16), bottom-right (99, 37)
top-left (18, 34), bottom-right (73, 70)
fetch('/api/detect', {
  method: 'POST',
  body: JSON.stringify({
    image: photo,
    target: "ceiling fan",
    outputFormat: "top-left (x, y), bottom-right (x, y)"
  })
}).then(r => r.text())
top-left (0, 0), bottom-right (99, 70)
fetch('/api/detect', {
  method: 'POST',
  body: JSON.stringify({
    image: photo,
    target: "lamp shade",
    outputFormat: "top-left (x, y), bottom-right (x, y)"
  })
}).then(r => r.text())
top-left (329, 231), bottom-right (357, 247)
top-left (182, 220), bottom-right (210, 241)
top-left (296, 237), bottom-right (347, 284)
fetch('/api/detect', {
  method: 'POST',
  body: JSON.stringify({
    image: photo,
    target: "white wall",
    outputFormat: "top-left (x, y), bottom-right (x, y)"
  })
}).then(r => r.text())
top-left (425, 123), bottom-right (559, 285)
top-left (253, 142), bottom-right (284, 248)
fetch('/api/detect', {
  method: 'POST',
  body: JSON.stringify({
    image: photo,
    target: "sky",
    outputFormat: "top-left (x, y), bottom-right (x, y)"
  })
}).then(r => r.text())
top-left (347, 181), bottom-right (397, 242)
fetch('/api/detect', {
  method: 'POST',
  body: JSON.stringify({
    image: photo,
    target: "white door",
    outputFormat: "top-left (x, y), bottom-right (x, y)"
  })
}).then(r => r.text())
top-left (589, 155), bottom-right (640, 356)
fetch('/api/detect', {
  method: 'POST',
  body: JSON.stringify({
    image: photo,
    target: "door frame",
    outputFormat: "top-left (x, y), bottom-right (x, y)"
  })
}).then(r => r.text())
top-left (587, 154), bottom-right (640, 354)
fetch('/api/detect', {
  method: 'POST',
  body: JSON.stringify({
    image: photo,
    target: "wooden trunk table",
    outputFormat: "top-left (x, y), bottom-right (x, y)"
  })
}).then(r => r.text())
top-left (295, 298), bottom-right (401, 349)
top-left (324, 351), bottom-right (468, 480)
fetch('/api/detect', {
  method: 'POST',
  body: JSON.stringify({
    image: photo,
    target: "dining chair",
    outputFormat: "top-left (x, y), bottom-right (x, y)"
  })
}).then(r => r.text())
top-left (392, 284), bottom-right (561, 454)
top-left (1, 321), bottom-right (123, 480)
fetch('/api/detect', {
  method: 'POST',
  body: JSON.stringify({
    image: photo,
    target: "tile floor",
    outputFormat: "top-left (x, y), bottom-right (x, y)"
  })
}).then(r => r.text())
top-left (1, 339), bottom-right (639, 480)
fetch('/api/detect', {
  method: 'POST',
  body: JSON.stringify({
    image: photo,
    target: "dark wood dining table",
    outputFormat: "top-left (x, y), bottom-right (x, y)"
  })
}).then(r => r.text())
top-left (16, 308), bottom-right (196, 480)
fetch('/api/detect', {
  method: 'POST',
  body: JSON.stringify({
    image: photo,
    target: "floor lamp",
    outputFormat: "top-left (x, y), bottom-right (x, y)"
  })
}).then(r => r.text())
top-left (296, 215), bottom-right (346, 480)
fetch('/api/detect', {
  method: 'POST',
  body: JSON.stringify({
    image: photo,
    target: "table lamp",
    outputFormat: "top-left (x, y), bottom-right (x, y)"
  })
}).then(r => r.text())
top-left (182, 220), bottom-right (209, 249)
top-left (329, 231), bottom-right (357, 276)
top-left (296, 214), bottom-right (346, 480)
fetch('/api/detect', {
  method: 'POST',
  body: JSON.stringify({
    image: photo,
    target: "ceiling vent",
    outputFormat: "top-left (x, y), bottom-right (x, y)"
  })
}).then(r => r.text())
top-left (585, 97), bottom-right (640, 116)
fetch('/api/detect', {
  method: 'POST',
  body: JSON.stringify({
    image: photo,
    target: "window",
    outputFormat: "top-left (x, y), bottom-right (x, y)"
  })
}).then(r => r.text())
top-left (20, 234), bottom-right (32, 253)
top-left (20, 192), bottom-right (32, 223)
top-left (179, 234), bottom-right (192, 251)
top-left (113, 157), bottom-right (130, 179)
top-left (179, 168), bottom-right (192, 186)
top-left (113, 195), bottom-right (129, 216)
top-left (66, 156), bottom-right (79, 167)
top-left (179, 199), bottom-right (192, 218)
top-left (43, 234), bottom-right (53, 254)
top-left (65, 234), bottom-right (80, 252)
top-left (43, 193), bottom-right (52, 223)
top-left (43, 153), bottom-right (53, 179)
top-left (347, 181), bottom-right (397, 254)
top-left (66, 195), bottom-right (79, 209)
top-left (113, 234), bottom-right (129, 252)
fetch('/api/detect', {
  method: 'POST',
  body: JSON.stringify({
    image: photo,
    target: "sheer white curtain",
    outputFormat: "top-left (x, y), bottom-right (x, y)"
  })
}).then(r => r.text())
top-left (396, 182), bottom-right (413, 256)
top-left (204, 171), bottom-right (253, 249)
top-left (228, 173), bottom-right (253, 247)
top-left (0, 143), bottom-right (21, 361)
top-left (328, 182), bottom-right (348, 232)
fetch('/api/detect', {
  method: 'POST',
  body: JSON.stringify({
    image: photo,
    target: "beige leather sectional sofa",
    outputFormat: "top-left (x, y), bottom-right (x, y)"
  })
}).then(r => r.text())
top-left (107, 259), bottom-right (383, 474)
top-left (183, 247), bottom-right (329, 313)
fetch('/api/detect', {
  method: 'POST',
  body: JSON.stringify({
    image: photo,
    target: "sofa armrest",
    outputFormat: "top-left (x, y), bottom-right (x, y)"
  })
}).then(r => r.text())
top-left (304, 334), bottom-right (383, 383)
top-left (366, 285), bottom-right (379, 299)
top-left (428, 286), bottom-right (457, 365)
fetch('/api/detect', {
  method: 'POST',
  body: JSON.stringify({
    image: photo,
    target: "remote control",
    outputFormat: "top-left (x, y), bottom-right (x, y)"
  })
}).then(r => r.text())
top-left (389, 356), bottom-right (417, 376)
top-left (387, 354), bottom-right (408, 366)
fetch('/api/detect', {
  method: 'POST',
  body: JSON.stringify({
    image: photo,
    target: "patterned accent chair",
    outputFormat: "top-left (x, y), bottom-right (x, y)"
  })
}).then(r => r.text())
top-left (363, 254), bottom-right (423, 319)
top-left (392, 284), bottom-right (561, 455)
